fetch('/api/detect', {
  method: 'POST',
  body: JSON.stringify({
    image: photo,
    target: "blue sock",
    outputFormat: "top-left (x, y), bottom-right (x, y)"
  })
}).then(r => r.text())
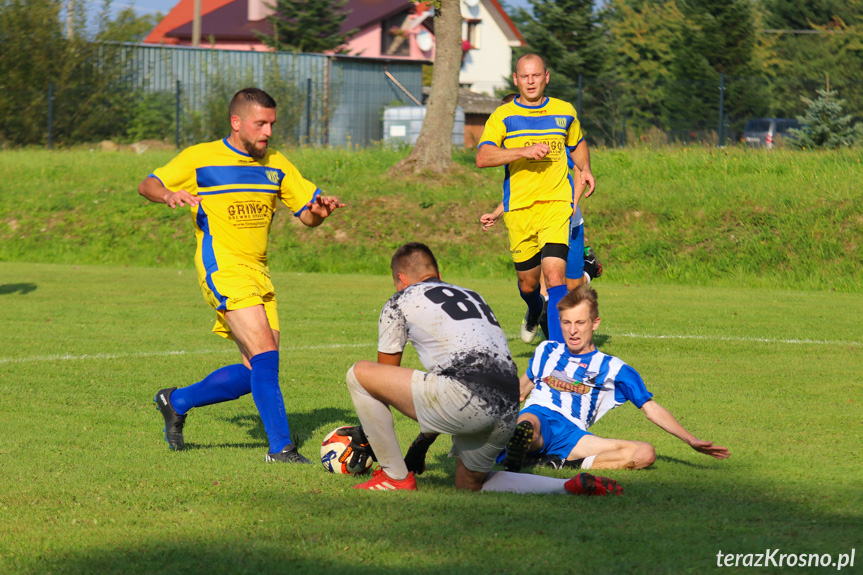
top-left (547, 284), bottom-right (568, 343)
top-left (171, 364), bottom-right (252, 415)
top-left (249, 350), bottom-right (292, 454)
top-left (518, 284), bottom-right (544, 318)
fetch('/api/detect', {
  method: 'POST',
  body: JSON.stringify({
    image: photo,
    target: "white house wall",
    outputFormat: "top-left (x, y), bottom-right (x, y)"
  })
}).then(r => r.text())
top-left (459, 0), bottom-right (516, 96)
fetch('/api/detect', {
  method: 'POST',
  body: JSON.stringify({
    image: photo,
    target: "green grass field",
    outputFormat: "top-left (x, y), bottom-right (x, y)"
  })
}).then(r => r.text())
top-left (1, 262), bottom-right (861, 574)
top-left (1, 146), bottom-right (861, 290)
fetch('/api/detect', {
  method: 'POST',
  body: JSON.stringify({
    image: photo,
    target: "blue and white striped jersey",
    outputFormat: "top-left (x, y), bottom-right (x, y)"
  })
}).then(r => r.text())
top-left (523, 341), bottom-right (653, 430)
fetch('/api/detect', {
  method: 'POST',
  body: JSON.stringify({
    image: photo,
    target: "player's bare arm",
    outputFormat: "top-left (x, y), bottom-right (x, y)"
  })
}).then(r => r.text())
top-left (480, 202), bottom-right (505, 231)
top-left (519, 373), bottom-right (535, 402)
top-left (570, 140), bottom-right (596, 197)
top-left (377, 351), bottom-right (402, 366)
top-left (475, 142), bottom-right (550, 168)
top-left (138, 176), bottom-right (200, 209)
top-left (640, 399), bottom-right (730, 460)
top-left (298, 194), bottom-right (346, 227)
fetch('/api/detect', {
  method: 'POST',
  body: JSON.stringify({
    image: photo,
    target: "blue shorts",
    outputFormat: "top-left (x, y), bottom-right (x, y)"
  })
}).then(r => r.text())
top-left (522, 404), bottom-right (592, 460)
top-left (565, 223), bottom-right (585, 280)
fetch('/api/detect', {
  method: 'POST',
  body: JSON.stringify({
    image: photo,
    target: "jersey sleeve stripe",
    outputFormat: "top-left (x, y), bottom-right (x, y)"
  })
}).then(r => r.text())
top-left (478, 141), bottom-right (498, 149)
top-left (293, 188), bottom-right (321, 216)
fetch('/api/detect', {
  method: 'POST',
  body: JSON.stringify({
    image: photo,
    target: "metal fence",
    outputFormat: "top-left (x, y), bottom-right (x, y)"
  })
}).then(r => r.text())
top-left (36, 42), bottom-right (863, 149)
top-left (45, 43), bottom-right (426, 149)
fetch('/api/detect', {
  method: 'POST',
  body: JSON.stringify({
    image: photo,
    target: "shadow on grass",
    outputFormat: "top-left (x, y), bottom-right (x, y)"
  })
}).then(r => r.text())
top-left (0, 282), bottom-right (37, 295)
top-left (23, 476), bottom-right (862, 575)
top-left (220, 407), bottom-right (361, 449)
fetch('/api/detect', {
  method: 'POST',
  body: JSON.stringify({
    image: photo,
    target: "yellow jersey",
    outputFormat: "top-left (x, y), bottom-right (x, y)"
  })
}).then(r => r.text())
top-left (478, 96), bottom-right (584, 211)
top-left (151, 138), bottom-right (319, 280)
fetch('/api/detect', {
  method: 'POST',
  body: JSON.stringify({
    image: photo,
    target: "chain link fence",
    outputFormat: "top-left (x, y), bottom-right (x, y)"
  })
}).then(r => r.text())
top-left (20, 43), bottom-right (863, 150)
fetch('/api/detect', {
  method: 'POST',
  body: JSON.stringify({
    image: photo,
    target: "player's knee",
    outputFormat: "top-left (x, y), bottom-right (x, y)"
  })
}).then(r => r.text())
top-left (630, 442), bottom-right (656, 469)
top-left (345, 362), bottom-right (361, 390)
top-left (517, 276), bottom-right (540, 293)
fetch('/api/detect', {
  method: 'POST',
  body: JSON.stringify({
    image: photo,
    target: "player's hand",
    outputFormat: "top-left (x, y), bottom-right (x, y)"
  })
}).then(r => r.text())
top-left (580, 168), bottom-right (596, 197)
top-left (689, 438), bottom-right (730, 460)
top-left (522, 143), bottom-right (550, 161)
top-left (165, 189), bottom-right (200, 209)
top-left (480, 212), bottom-right (500, 231)
top-left (306, 194), bottom-right (346, 219)
top-left (335, 425), bottom-right (376, 469)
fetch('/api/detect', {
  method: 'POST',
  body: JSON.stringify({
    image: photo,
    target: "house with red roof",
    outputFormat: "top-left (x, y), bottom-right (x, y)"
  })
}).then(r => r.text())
top-left (144, 0), bottom-right (523, 95)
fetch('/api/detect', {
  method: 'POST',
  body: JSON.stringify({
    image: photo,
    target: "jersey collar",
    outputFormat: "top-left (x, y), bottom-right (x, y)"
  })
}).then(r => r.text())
top-left (514, 96), bottom-right (549, 109)
top-left (222, 137), bottom-right (250, 157)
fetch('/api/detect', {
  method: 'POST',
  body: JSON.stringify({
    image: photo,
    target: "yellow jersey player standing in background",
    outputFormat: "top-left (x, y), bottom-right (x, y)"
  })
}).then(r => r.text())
top-left (476, 53), bottom-right (595, 344)
top-left (139, 87), bottom-right (345, 463)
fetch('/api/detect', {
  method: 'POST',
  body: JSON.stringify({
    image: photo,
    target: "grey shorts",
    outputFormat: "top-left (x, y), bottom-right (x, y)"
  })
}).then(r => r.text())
top-left (411, 370), bottom-right (519, 473)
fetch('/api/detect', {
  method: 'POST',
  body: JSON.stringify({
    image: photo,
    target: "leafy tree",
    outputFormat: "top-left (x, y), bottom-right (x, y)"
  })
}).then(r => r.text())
top-left (601, 0), bottom-right (689, 138)
top-left (0, 0), bottom-right (132, 145)
top-left (97, 6), bottom-right (162, 43)
top-left (788, 88), bottom-right (860, 148)
top-left (761, 0), bottom-right (863, 29)
top-left (259, 0), bottom-right (356, 53)
top-left (511, 0), bottom-right (606, 106)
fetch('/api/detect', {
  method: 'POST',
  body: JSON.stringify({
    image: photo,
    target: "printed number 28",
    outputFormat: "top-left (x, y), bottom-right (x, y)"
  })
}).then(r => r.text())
top-left (424, 286), bottom-right (500, 327)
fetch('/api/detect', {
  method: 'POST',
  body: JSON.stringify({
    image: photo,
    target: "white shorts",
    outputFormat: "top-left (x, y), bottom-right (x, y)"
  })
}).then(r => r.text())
top-left (411, 371), bottom-right (519, 473)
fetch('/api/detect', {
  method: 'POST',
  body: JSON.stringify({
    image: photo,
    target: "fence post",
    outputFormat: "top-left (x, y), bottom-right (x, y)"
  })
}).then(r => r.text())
top-left (717, 73), bottom-right (725, 147)
top-left (47, 83), bottom-right (54, 150)
top-left (175, 80), bottom-right (181, 149)
top-left (577, 74), bottom-right (583, 119)
top-left (306, 78), bottom-right (312, 146)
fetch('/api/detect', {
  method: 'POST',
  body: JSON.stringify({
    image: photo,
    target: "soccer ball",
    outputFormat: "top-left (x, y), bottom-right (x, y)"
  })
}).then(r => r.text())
top-left (320, 426), bottom-right (373, 475)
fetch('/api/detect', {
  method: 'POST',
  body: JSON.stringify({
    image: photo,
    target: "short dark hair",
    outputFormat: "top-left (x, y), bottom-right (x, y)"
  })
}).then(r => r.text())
top-left (557, 284), bottom-right (599, 321)
top-left (500, 93), bottom-right (517, 105)
top-left (391, 242), bottom-right (439, 277)
top-left (229, 88), bottom-right (276, 118)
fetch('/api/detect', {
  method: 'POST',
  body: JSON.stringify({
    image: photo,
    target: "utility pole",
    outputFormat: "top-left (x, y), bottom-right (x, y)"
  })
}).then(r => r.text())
top-left (192, 0), bottom-right (202, 47)
top-left (65, 0), bottom-right (75, 38)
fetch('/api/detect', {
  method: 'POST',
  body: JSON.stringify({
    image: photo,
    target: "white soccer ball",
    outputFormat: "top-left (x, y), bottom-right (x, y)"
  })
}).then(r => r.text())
top-left (320, 426), bottom-right (373, 475)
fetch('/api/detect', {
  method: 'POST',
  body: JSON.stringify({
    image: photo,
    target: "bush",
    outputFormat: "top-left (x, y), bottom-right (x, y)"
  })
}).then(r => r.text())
top-left (788, 88), bottom-right (860, 149)
top-left (127, 92), bottom-right (176, 142)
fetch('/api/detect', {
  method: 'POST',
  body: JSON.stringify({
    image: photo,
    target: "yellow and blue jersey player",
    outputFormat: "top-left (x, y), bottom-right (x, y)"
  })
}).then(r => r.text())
top-left (476, 54), bottom-right (596, 345)
top-left (139, 87), bottom-right (345, 463)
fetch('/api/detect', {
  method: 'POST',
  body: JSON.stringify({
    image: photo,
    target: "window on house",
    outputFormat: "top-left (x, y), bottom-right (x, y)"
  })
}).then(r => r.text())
top-left (382, 13), bottom-right (411, 56)
top-left (464, 19), bottom-right (481, 49)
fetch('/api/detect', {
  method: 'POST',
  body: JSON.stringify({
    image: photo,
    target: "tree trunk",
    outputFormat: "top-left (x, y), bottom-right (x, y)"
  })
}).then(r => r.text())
top-left (391, 0), bottom-right (462, 175)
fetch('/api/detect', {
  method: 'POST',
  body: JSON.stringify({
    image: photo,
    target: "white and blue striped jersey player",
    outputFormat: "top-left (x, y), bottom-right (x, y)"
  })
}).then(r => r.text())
top-left (521, 340), bottom-right (653, 459)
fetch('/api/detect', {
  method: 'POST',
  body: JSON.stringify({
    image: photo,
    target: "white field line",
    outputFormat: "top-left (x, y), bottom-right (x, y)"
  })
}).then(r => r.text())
top-left (2, 332), bottom-right (860, 365)
top-left (0, 342), bottom-right (373, 365)
top-left (602, 331), bottom-right (862, 347)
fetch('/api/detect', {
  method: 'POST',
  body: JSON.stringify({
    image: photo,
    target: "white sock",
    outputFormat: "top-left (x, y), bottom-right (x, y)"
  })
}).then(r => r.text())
top-left (583, 272), bottom-right (591, 283)
top-left (481, 471), bottom-right (568, 494)
top-left (345, 365), bottom-right (409, 480)
top-left (581, 455), bottom-right (596, 470)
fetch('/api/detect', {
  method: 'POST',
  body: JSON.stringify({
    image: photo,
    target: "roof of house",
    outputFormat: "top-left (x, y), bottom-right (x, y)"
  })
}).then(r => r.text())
top-left (144, 0), bottom-right (238, 44)
top-left (422, 87), bottom-right (502, 115)
top-left (145, 0), bottom-right (522, 47)
top-left (167, 0), bottom-right (271, 40)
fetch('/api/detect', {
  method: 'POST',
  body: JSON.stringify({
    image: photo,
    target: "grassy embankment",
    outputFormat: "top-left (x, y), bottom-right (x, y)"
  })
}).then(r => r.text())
top-left (1, 145), bottom-right (861, 291)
